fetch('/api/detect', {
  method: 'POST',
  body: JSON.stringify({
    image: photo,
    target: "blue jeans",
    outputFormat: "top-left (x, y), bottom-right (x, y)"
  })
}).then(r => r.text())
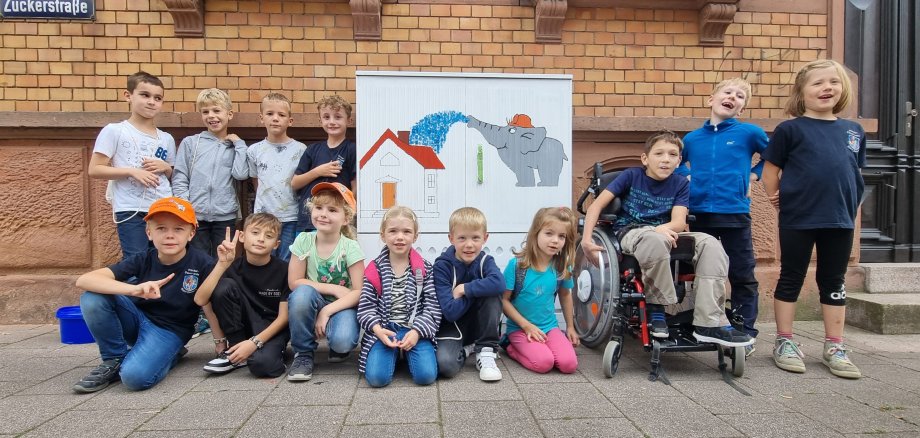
top-left (364, 323), bottom-right (437, 388)
top-left (115, 211), bottom-right (150, 260)
top-left (80, 292), bottom-right (185, 391)
top-left (273, 221), bottom-right (298, 262)
top-left (287, 285), bottom-right (360, 355)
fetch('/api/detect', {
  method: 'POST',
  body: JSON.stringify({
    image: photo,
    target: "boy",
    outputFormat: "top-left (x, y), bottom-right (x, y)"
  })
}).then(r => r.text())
top-left (675, 78), bottom-right (769, 355)
top-left (247, 92), bottom-right (307, 262)
top-left (88, 71), bottom-right (176, 260)
top-left (433, 207), bottom-right (505, 381)
top-left (172, 88), bottom-right (249, 258)
top-left (194, 213), bottom-right (291, 378)
top-left (581, 131), bottom-right (754, 348)
top-left (291, 95), bottom-right (357, 233)
top-left (73, 197), bottom-right (214, 393)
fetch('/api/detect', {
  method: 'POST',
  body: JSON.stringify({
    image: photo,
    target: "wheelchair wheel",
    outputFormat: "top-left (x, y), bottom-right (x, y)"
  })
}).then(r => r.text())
top-left (602, 339), bottom-right (622, 378)
top-left (731, 346), bottom-right (745, 377)
top-left (573, 229), bottom-right (620, 348)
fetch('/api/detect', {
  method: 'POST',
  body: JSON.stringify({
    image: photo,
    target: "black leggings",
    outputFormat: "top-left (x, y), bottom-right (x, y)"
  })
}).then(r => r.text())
top-left (774, 228), bottom-right (853, 306)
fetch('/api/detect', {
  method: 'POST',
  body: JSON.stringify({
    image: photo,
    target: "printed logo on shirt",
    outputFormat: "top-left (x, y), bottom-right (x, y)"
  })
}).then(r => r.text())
top-left (259, 288), bottom-right (282, 298)
top-left (846, 130), bottom-right (861, 153)
top-left (726, 140), bottom-right (736, 146)
top-left (181, 272), bottom-right (200, 293)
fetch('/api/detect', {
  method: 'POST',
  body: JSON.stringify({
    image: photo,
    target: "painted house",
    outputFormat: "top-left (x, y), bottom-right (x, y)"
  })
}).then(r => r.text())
top-left (359, 129), bottom-right (445, 218)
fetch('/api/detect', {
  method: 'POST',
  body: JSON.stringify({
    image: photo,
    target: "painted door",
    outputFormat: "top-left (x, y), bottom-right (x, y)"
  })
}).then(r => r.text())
top-left (382, 182), bottom-right (396, 209)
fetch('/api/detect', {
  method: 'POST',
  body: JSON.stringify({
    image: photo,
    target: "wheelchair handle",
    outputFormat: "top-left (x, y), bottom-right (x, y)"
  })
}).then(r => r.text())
top-left (577, 162), bottom-right (605, 216)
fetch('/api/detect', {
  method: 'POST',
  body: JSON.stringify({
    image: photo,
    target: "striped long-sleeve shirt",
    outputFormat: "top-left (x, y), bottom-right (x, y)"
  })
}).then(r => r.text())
top-left (357, 247), bottom-right (442, 373)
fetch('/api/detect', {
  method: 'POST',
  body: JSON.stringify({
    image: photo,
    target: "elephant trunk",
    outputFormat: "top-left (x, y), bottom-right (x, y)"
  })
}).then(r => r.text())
top-left (466, 117), bottom-right (505, 147)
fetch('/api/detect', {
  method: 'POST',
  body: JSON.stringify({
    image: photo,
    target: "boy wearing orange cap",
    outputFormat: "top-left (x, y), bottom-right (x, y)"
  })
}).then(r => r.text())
top-left (73, 197), bottom-right (216, 393)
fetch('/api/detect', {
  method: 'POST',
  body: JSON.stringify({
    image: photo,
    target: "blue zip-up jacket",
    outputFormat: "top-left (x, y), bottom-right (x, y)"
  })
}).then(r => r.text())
top-left (433, 246), bottom-right (505, 322)
top-left (675, 118), bottom-right (769, 214)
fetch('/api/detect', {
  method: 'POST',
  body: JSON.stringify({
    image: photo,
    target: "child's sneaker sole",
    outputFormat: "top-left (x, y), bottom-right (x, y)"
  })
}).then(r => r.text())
top-left (822, 359), bottom-right (861, 379)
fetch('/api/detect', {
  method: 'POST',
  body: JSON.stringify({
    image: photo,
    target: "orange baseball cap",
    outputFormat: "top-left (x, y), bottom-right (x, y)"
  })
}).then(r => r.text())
top-left (144, 197), bottom-right (198, 227)
top-left (312, 182), bottom-right (356, 210)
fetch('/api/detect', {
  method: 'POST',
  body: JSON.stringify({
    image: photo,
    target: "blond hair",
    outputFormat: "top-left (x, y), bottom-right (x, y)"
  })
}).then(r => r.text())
top-left (317, 95), bottom-right (353, 119)
top-left (307, 190), bottom-right (357, 240)
top-left (244, 213), bottom-right (281, 236)
top-left (197, 88), bottom-right (232, 111)
top-left (379, 205), bottom-right (419, 235)
top-left (513, 207), bottom-right (578, 280)
top-left (712, 77), bottom-right (752, 101)
top-left (785, 59), bottom-right (853, 117)
top-left (261, 92), bottom-right (292, 114)
top-left (448, 207), bottom-right (487, 234)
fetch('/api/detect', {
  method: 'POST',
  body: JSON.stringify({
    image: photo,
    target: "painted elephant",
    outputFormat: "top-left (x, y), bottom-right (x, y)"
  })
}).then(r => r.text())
top-left (467, 114), bottom-right (568, 187)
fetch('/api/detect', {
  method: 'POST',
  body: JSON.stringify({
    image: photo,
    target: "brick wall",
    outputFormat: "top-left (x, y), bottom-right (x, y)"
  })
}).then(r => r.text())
top-left (0, 0), bottom-right (828, 118)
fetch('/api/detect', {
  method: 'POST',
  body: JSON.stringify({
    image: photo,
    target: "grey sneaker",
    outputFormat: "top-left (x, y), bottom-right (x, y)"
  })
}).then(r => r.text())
top-left (73, 358), bottom-right (122, 393)
top-left (773, 337), bottom-right (806, 373)
top-left (822, 341), bottom-right (861, 379)
top-left (287, 353), bottom-right (314, 381)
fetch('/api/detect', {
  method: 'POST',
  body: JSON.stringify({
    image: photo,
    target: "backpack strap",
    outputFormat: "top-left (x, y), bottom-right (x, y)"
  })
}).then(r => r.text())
top-left (510, 259), bottom-right (526, 302)
top-left (407, 248), bottom-right (427, 326)
top-left (364, 260), bottom-right (382, 297)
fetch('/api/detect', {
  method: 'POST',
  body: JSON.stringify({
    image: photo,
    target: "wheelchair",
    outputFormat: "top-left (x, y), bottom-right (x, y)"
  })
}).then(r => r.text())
top-left (573, 163), bottom-right (746, 383)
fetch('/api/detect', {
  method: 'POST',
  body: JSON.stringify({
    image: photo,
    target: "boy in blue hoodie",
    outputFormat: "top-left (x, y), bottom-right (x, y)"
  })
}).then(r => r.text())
top-left (676, 78), bottom-right (769, 355)
top-left (433, 207), bottom-right (505, 382)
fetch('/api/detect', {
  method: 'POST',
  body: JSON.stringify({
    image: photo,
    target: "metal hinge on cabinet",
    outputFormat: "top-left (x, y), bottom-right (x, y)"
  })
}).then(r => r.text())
top-left (907, 101), bottom-right (918, 137)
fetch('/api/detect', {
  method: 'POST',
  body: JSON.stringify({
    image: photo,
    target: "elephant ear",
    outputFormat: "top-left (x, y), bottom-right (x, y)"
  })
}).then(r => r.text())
top-left (520, 127), bottom-right (547, 154)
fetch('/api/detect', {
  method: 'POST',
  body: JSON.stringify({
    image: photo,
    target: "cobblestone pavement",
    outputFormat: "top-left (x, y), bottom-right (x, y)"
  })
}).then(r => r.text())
top-left (1, 321), bottom-right (918, 437)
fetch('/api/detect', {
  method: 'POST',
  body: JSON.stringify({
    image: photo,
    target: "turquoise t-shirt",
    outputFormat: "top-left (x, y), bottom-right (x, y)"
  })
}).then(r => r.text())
top-left (503, 257), bottom-right (574, 335)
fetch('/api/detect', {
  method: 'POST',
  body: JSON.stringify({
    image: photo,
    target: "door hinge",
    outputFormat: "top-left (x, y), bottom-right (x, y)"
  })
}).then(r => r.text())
top-left (907, 101), bottom-right (918, 137)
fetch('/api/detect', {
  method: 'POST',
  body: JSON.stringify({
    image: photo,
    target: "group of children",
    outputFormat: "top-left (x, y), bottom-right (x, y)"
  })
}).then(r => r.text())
top-left (72, 58), bottom-right (866, 393)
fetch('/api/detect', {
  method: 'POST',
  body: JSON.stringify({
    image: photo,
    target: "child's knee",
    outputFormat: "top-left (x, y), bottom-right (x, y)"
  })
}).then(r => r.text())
top-left (287, 286), bottom-right (321, 313)
top-left (819, 285), bottom-right (847, 306)
top-left (364, 370), bottom-right (392, 388)
top-left (557, 357), bottom-right (579, 374)
top-left (118, 364), bottom-right (158, 391)
top-left (79, 291), bottom-right (111, 315)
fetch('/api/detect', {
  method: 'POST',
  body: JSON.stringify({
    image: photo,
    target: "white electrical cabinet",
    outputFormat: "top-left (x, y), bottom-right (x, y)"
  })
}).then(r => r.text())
top-left (356, 71), bottom-right (572, 269)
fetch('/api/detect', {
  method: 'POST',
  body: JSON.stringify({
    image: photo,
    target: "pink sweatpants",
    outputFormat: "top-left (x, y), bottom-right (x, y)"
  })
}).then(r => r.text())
top-left (506, 328), bottom-right (578, 374)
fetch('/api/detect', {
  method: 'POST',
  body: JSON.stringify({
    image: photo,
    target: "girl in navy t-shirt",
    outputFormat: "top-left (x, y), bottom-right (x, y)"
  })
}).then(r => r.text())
top-left (762, 59), bottom-right (866, 380)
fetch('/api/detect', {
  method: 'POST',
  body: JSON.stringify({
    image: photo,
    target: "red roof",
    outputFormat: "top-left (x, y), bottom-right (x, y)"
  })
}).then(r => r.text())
top-left (359, 129), bottom-right (446, 170)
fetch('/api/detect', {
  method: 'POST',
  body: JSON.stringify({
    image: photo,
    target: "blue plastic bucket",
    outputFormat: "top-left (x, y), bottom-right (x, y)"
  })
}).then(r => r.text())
top-left (56, 306), bottom-right (95, 344)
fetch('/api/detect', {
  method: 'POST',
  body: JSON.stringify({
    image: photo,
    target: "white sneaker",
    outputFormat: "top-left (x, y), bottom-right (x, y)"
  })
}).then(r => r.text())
top-left (203, 352), bottom-right (247, 374)
top-left (476, 347), bottom-right (502, 382)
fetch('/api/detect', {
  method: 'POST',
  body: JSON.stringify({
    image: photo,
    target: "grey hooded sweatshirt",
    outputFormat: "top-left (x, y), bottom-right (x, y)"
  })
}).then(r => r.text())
top-left (172, 131), bottom-right (249, 222)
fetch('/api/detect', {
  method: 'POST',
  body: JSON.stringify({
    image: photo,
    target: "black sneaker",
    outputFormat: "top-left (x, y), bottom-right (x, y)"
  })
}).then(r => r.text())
top-left (287, 352), bottom-right (314, 381)
top-left (73, 358), bottom-right (122, 393)
top-left (203, 352), bottom-right (248, 374)
top-left (328, 350), bottom-right (352, 363)
top-left (650, 319), bottom-right (669, 338)
top-left (693, 326), bottom-right (755, 347)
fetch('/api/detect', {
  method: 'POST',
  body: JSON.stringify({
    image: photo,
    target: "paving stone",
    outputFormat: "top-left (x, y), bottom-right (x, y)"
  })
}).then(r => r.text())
top-left (441, 400), bottom-right (541, 438)
top-left (74, 376), bottom-right (202, 411)
top-left (826, 378), bottom-right (920, 410)
top-left (860, 364), bottom-right (920, 392)
top-left (129, 430), bottom-right (234, 437)
top-left (346, 386), bottom-right (438, 425)
top-left (538, 417), bottom-right (645, 437)
top-left (236, 405), bottom-right (346, 437)
top-left (192, 370), bottom-right (282, 392)
top-left (18, 367), bottom-right (102, 395)
top-left (437, 368), bottom-right (522, 402)
top-left (264, 375), bottom-right (359, 406)
top-left (718, 412), bottom-right (840, 438)
top-left (138, 390), bottom-right (269, 431)
top-left (503, 356), bottom-right (590, 384)
top-left (21, 409), bottom-right (155, 438)
top-left (776, 392), bottom-right (918, 434)
top-left (613, 396), bottom-right (742, 437)
top-left (0, 380), bottom-right (37, 398)
top-left (733, 363), bottom-right (836, 397)
top-left (6, 332), bottom-right (66, 350)
top-left (670, 380), bottom-right (785, 414)
top-left (0, 395), bottom-right (85, 435)
top-left (0, 355), bottom-right (89, 382)
top-left (519, 382), bottom-right (617, 419)
top-left (0, 325), bottom-right (56, 345)
top-left (340, 423), bottom-right (441, 437)
top-left (590, 370), bottom-right (684, 398)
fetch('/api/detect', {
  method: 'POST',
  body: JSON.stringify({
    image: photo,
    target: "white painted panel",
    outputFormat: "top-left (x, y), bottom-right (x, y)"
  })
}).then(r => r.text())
top-left (356, 72), bottom-right (572, 266)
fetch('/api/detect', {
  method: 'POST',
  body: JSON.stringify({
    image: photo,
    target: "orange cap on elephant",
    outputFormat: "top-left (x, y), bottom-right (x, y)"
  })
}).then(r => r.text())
top-left (508, 114), bottom-right (533, 128)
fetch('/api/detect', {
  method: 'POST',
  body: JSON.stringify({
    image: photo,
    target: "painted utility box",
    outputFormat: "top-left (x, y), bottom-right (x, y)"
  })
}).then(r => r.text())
top-left (356, 71), bottom-right (573, 268)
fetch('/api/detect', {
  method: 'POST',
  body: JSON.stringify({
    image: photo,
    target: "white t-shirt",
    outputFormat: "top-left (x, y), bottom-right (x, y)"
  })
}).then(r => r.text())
top-left (93, 121), bottom-right (176, 212)
top-left (247, 139), bottom-right (307, 222)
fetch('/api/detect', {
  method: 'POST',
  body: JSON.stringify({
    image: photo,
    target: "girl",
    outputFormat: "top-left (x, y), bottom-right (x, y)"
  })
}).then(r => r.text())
top-left (286, 182), bottom-right (365, 382)
top-left (762, 59), bottom-right (865, 379)
top-left (357, 206), bottom-right (442, 387)
top-left (502, 207), bottom-right (580, 374)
